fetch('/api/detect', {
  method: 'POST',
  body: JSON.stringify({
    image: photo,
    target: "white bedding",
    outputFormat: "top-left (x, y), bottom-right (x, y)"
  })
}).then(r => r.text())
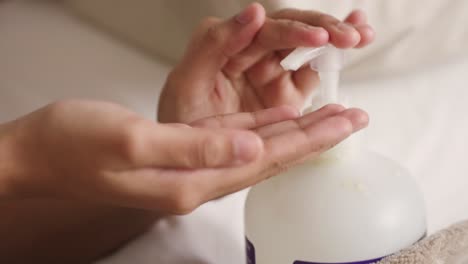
top-left (1, 1), bottom-right (468, 264)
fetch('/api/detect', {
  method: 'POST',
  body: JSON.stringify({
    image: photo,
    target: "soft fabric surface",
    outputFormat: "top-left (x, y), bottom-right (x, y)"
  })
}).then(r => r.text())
top-left (2, 1), bottom-right (468, 264)
top-left (378, 220), bottom-right (468, 264)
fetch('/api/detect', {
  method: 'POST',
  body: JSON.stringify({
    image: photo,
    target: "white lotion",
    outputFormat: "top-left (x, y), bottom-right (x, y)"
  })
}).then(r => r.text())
top-left (245, 45), bottom-right (427, 264)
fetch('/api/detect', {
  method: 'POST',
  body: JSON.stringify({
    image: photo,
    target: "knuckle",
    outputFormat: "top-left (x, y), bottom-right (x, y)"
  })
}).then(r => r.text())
top-left (310, 143), bottom-right (327, 153)
top-left (166, 183), bottom-right (202, 215)
top-left (44, 100), bottom-right (74, 119)
top-left (191, 16), bottom-right (224, 50)
top-left (206, 23), bottom-right (225, 46)
top-left (197, 16), bottom-right (223, 45)
top-left (192, 115), bottom-right (223, 128)
top-left (293, 118), bottom-right (304, 129)
top-left (118, 119), bottom-right (147, 162)
top-left (272, 19), bottom-right (297, 44)
top-left (190, 119), bottom-right (209, 128)
top-left (277, 23), bottom-right (290, 43)
top-left (213, 114), bottom-right (225, 127)
top-left (198, 136), bottom-right (227, 167)
top-left (274, 8), bottom-right (296, 18)
top-left (199, 16), bottom-right (221, 30)
top-left (318, 13), bottom-right (338, 26)
top-left (248, 112), bottom-right (259, 127)
top-left (285, 19), bottom-right (302, 29)
top-left (317, 13), bottom-right (328, 25)
top-left (41, 100), bottom-right (83, 135)
top-left (263, 159), bottom-right (291, 180)
top-left (273, 159), bottom-right (290, 174)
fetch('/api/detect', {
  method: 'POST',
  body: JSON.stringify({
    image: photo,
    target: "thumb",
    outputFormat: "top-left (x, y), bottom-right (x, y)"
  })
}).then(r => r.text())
top-left (180, 3), bottom-right (266, 78)
top-left (139, 124), bottom-right (263, 169)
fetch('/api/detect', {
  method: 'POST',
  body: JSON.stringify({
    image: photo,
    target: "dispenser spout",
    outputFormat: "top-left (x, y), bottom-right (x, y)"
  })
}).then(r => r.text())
top-left (281, 44), bottom-right (344, 72)
top-left (280, 45), bottom-right (344, 109)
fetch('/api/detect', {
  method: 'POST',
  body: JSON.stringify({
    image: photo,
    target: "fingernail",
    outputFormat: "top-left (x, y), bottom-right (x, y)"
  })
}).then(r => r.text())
top-left (232, 133), bottom-right (262, 164)
top-left (347, 110), bottom-right (369, 131)
top-left (236, 6), bottom-right (254, 24)
top-left (336, 22), bottom-right (355, 32)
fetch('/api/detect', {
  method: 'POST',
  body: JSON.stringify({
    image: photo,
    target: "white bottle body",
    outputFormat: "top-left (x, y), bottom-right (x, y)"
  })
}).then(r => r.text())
top-left (245, 149), bottom-right (426, 264)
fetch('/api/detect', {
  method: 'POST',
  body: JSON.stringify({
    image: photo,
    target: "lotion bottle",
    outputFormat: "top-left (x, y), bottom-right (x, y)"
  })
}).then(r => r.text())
top-left (245, 45), bottom-right (427, 264)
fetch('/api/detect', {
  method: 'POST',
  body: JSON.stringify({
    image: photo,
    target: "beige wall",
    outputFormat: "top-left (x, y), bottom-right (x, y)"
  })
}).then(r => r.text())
top-left (64, 0), bottom-right (468, 81)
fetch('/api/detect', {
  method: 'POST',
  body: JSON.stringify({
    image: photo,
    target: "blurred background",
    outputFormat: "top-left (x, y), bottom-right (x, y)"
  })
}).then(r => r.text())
top-left (65, 0), bottom-right (468, 82)
top-left (1, 1), bottom-right (468, 263)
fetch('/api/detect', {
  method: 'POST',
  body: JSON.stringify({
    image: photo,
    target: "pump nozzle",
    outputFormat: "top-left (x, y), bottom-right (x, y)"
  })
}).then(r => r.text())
top-left (281, 45), bottom-right (344, 111)
top-left (281, 44), bottom-right (344, 73)
top-left (282, 45), bottom-right (360, 158)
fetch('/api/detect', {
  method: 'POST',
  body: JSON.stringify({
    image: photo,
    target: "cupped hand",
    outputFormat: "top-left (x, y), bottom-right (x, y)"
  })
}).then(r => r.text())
top-left (158, 3), bottom-right (374, 123)
top-left (4, 100), bottom-right (367, 214)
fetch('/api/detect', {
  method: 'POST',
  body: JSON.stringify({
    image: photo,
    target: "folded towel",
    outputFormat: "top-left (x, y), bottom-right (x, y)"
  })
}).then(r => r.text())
top-left (378, 220), bottom-right (468, 264)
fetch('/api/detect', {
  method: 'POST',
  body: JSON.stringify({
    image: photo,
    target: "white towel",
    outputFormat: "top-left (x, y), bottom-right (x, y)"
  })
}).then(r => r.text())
top-left (378, 220), bottom-right (468, 264)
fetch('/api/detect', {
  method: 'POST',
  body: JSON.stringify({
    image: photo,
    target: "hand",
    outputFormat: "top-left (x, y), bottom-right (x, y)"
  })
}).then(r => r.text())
top-left (158, 3), bottom-right (374, 123)
top-left (2, 100), bottom-right (367, 214)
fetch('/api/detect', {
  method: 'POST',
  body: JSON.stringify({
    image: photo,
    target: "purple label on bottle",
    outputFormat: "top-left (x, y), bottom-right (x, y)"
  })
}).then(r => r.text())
top-left (246, 237), bottom-right (383, 264)
top-left (246, 237), bottom-right (256, 264)
top-left (246, 232), bottom-right (427, 264)
top-left (293, 257), bottom-right (384, 264)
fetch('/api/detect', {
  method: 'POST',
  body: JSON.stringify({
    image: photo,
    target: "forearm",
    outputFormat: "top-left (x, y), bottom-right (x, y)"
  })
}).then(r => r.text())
top-left (0, 199), bottom-right (160, 263)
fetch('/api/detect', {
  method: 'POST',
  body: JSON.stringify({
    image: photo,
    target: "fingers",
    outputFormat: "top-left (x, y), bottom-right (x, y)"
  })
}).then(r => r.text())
top-left (344, 9), bottom-right (367, 25)
top-left (190, 106), bottom-right (299, 129)
top-left (271, 9), bottom-right (370, 49)
top-left (179, 3), bottom-right (266, 79)
top-left (292, 65), bottom-right (320, 95)
top-left (344, 10), bottom-right (375, 48)
top-left (126, 122), bottom-right (263, 169)
top-left (241, 41), bottom-right (319, 106)
top-left (261, 107), bottom-right (369, 179)
top-left (228, 9), bottom-right (374, 102)
top-left (256, 104), bottom-right (346, 138)
top-left (258, 71), bottom-right (305, 108)
top-left (224, 18), bottom-right (328, 76)
top-left (104, 107), bottom-right (368, 213)
top-left (201, 107), bottom-right (369, 201)
top-left (352, 25), bottom-right (374, 48)
top-left (262, 108), bottom-right (368, 166)
top-left (259, 108), bottom-right (368, 175)
top-left (245, 53), bottom-right (285, 89)
top-left (241, 34), bottom-right (320, 103)
top-left (158, 126), bottom-right (263, 168)
top-left (264, 114), bottom-right (354, 162)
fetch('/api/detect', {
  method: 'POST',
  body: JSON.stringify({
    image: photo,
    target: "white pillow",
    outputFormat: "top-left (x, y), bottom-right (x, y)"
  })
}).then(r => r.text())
top-left (64, 0), bottom-right (468, 81)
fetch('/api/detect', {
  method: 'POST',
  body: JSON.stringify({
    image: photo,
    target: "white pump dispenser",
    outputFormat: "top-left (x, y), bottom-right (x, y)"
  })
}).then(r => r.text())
top-left (245, 45), bottom-right (427, 264)
top-left (281, 45), bottom-right (343, 107)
